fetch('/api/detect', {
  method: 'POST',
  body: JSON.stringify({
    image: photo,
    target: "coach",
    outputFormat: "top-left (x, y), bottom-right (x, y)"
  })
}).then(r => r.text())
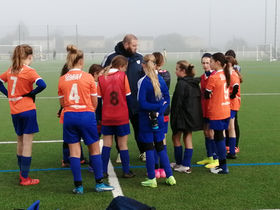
top-left (102, 34), bottom-right (146, 161)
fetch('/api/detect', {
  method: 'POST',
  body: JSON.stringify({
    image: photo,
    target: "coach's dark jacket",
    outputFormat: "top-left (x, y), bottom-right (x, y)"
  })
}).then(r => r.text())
top-left (102, 41), bottom-right (144, 115)
top-left (170, 76), bottom-right (203, 134)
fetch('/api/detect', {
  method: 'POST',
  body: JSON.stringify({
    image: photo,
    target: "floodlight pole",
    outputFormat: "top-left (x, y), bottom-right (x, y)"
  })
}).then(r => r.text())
top-left (75, 24), bottom-right (79, 47)
top-left (274, 0), bottom-right (278, 59)
top-left (47, 25), bottom-right (50, 60)
top-left (265, 0), bottom-right (267, 45)
top-left (208, 0), bottom-right (212, 51)
top-left (18, 24), bottom-right (21, 45)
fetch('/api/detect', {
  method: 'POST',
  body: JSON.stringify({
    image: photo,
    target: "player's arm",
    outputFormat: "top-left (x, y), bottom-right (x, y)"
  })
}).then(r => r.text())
top-left (22, 78), bottom-right (47, 102)
top-left (59, 98), bottom-right (64, 108)
top-left (230, 84), bottom-right (239, 99)
top-left (57, 105), bottom-right (63, 118)
top-left (138, 81), bottom-right (161, 112)
top-left (90, 76), bottom-right (98, 110)
top-left (91, 95), bottom-right (98, 110)
top-left (96, 80), bottom-right (103, 123)
top-left (160, 78), bottom-right (170, 114)
top-left (124, 75), bottom-right (132, 110)
top-left (58, 81), bottom-right (64, 117)
top-left (205, 76), bottom-right (215, 99)
top-left (0, 79), bottom-right (8, 97)
top-left (0, 72), bottom-right (8, 97)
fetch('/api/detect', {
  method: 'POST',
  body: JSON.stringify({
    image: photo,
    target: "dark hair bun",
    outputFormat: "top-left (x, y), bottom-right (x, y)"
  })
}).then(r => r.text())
top-left (66, 45), bottom-right (78, 53)
top-left (188, 64), bottom-right (194, 71)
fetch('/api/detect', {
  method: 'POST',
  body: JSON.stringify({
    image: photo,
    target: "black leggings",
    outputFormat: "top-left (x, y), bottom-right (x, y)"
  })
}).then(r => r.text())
top-left (225, 113), bottom-right (240, 147)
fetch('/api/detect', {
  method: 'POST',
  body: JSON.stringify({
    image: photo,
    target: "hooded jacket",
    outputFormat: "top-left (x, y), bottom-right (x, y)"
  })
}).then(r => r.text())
top-left (102, 41), bottom-right (144, 114)
top-left (170, 76), bottom-right (203, 134)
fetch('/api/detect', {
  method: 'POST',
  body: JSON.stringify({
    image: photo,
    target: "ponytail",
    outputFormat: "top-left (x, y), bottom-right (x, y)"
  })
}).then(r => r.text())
top-left (225, 55), bottom-right (243, 83)
top-left (11, 44), bottom-right (33, 74)
top-left (152, 52), bottom-right (164, 68)
top-left (66, 45), bottom-right (83, 69)
top-left (143, 54), bottom-right (162, 100)
top-left (212, 52), bottom-right (230, 87)
top-left (223, 61), bottom-right (231, 88)
top-left (177, 60), bottom-right (195, 77)
top-left (102, 65), bottom-right (111, 76)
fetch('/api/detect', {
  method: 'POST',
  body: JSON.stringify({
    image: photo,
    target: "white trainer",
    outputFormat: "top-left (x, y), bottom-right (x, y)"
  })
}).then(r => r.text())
top-left (174, 165), bottom-right (192, 174)
top-left (115, 153), bottom-right (121, 163)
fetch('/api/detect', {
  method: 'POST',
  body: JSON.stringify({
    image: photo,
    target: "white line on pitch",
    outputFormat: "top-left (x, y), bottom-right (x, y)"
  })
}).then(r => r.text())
top-left (0, 140), bottom-right (64, 144)
top-left (241, 93), bottom-right (280, 96)
top-left (99, 139), bottom-right (123, 197)
top-left (108, 160), bottom-right (124, 197)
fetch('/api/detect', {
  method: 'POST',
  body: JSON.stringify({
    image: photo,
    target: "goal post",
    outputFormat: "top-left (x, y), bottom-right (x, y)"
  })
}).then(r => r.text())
top-left (0, 45), bottom-right (43, 61)
top-left (256, 44), bottom-right (273, 61)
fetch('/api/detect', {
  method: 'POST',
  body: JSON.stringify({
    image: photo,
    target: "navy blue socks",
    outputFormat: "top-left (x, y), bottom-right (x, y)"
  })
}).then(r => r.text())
top-left (229, 137), bottom-right (236, 155)
top-left (205, 138), bottom-right (212, 157)
top-left (90, 154), bottom-right (103, 181)
top-left (17, 155), bottom-right (22, 171)
top-left (174, 146), bottom-right (183, 165)
top-left (101, 146), bottom-right (111, 174)
top-left (120, 150), bottom-right (130, 174)
top-left (21, 156), bottom-right (31, 178)
top-left (182, 148), bottom-right (193, 167)
top-left (69, 157), bottom-right (82, 184)
top-left (158, 149), bottom-right (173, 178)
top-left (146, 150), bottom-right (155, 179)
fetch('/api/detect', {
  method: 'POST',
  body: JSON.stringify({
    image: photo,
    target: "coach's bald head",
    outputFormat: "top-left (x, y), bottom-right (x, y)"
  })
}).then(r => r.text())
top-left (123, 34), bottom-right (138, 55)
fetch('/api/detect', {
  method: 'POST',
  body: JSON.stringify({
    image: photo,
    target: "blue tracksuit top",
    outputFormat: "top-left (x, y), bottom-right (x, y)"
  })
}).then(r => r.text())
top-left (137, 74), bottom-right (170, 133)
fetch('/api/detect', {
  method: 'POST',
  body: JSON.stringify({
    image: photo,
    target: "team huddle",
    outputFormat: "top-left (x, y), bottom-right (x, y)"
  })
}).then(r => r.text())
top-left (0, 34), bottom-right (242, 194)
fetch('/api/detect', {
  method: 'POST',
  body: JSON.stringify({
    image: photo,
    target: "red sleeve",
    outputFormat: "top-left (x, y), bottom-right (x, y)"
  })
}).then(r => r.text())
top-left (0, 71), bottom-right (8, 83)
top-left (206, 75), bottom-right (215, 92)
top-left (124, 75), bottom-right (131, 96)
top-left (58, 77), bottom-right (64, 98)
top-left (28, 69), bottom-right (41, 84)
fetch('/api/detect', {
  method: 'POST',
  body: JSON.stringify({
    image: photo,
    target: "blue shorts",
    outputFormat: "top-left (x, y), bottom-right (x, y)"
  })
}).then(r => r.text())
top-left (139, 130), bottom-right (165, 143)
top-left (230, 110), bottom-right (237, 119)
top-left (63, 112), bottom-right (99, 145)
top-left (209, 118), bottom-right (230, 130)
top-left (101, 124), bottom-right (130, 137)
top-left (12, 109), bottom-right (39, 136)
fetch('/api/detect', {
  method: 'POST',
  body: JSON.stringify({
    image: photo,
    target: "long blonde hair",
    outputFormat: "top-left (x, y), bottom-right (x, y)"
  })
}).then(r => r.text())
top-left (66, 45), bottom-right (84, 69)
top-left (143, 54), bottom-right (162, 100)
top-left (11, 44), bottom-right (33, 74)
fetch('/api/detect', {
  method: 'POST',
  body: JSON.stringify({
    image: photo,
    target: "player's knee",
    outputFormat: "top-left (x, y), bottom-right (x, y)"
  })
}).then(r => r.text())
top-left (142, 142), bottom-right (154, 151)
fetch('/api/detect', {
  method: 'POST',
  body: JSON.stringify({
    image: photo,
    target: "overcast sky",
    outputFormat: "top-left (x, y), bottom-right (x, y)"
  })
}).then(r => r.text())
top-left (0, 0), bottom-right (279, 48)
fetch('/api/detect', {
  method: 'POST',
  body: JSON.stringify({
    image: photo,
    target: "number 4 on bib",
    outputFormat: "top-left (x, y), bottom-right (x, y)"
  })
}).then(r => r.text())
top-left (69, 83), bottom-right (80, 103)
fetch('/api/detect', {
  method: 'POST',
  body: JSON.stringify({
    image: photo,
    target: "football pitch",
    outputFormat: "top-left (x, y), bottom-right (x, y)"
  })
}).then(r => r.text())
top-left (0, 59), bottom-right (280, 210)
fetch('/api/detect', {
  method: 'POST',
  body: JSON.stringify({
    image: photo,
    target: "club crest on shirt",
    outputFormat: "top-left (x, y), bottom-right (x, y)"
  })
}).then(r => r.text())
top-left (137, 60), bottom-right (141, 64)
